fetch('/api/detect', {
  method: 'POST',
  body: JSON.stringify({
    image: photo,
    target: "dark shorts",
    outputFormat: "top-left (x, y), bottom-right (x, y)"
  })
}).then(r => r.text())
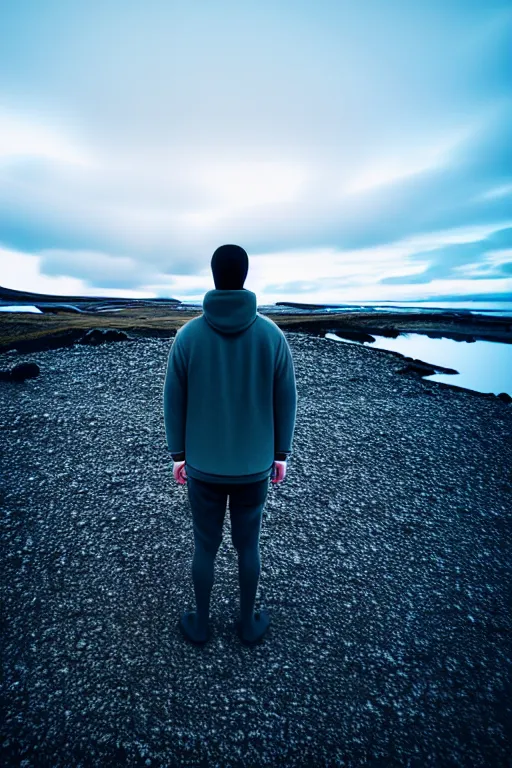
top-left (186, 476), bottom-right (270, 554)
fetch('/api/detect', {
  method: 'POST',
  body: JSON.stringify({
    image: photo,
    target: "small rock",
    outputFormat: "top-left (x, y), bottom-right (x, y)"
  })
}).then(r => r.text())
top-left (10, 362), bottom-right (41, 382)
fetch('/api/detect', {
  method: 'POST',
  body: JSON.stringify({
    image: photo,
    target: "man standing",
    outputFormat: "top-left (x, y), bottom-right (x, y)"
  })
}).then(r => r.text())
top-left (163, 244), bottom-right (297, 646)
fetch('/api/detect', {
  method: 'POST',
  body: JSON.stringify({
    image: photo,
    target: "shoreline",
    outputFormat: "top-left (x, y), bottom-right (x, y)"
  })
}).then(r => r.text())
top-left (1, 306), bottom-right (511, 356)
top-left (1, 307), bottom-right (511, 403)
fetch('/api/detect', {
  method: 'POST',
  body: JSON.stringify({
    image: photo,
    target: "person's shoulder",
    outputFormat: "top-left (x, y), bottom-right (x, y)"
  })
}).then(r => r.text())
top-left (256, 312), bottom-right (285, 338)
top-left (175, 316), bottom-right (201, 340)
top-left (256, 315), bottom-right (291, 354)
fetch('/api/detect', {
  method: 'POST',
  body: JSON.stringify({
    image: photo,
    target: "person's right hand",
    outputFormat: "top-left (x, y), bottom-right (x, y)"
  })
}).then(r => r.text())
top-left (271, 460), bottom-right (287, 484)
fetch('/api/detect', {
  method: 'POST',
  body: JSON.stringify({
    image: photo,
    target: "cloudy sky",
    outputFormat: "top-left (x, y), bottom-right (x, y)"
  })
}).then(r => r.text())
top-left (1, 0), bottom-right (511, 305)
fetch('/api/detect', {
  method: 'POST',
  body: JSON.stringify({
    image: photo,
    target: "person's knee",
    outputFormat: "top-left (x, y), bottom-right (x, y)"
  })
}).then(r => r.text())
top-left (232, 535), bottom-right (259, 556)
top-left (195, 537), bottom-right (222, 557)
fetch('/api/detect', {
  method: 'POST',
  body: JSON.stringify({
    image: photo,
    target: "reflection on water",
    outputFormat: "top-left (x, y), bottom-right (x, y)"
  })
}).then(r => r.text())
top-left (326, 332), bottom-right (512, 398)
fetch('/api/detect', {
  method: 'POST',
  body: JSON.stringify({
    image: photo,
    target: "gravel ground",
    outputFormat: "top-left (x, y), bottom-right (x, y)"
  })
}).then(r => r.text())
top-left (1, 332), bottom-right (511, 768)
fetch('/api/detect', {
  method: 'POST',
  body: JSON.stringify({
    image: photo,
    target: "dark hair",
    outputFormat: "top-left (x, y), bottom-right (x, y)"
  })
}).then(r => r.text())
top-left (211, 244), bottom-right (249, 290)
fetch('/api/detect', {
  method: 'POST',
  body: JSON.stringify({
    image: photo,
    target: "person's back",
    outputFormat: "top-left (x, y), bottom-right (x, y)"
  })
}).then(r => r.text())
top-left (163, 244), bottom-right (297, 645)
top-left (168, 289), bottom-right (296, 484)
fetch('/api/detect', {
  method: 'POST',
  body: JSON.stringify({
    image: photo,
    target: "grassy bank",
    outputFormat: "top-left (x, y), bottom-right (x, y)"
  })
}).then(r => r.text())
top-left (1, 305), bottom-right (511, 352)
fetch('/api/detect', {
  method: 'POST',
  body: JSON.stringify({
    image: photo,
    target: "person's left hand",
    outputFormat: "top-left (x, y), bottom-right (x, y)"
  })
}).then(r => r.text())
top-left (173, 460), bottom-right (187, 485)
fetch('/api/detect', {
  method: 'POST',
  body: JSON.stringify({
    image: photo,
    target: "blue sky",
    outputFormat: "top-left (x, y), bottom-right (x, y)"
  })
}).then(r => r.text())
top-left (1, 0), bottom-right (511, 305)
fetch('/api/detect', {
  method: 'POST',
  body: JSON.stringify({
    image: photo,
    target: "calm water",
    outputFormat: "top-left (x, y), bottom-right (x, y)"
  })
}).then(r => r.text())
top-left (326, 332), bottom-right (512, 398)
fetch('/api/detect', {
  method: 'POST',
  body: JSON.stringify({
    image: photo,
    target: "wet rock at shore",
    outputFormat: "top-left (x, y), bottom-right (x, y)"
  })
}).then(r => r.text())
top-left (395, 357), bottom-right (458, 377)
top-left (333, 330), bottom-right (376, 343)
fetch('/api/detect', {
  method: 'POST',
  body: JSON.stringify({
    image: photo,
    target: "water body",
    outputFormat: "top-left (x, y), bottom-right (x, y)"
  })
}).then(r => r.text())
top-left (0, 305), bottom-right (43, 313)
top-left (326, 332), bottom-right (512, 398)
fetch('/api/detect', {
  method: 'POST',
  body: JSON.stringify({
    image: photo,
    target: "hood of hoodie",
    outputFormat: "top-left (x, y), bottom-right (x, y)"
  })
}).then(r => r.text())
top-left (202, 289), bottom-right (258, 335)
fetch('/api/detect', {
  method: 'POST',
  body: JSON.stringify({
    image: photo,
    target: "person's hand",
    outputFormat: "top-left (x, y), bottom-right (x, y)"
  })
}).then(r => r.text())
top-left (271, 460), bottom-right (287, 485)
top-left (173, 460), bottom-right (187, 485)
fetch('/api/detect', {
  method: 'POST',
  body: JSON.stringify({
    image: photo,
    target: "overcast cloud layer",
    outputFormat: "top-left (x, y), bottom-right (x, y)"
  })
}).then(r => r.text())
top-left (1, 0), bottom-right (511, 304)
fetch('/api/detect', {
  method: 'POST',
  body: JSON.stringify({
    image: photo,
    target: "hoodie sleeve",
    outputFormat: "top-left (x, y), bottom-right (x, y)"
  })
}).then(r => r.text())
top-left (273, 335), bottom-right (297, 460)
top-left (163, 331), bottom-right (187, 460)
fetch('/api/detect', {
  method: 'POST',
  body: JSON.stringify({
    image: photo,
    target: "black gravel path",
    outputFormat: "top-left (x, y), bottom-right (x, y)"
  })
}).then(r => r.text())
top-left (1, 333), bottom-right (511, 767)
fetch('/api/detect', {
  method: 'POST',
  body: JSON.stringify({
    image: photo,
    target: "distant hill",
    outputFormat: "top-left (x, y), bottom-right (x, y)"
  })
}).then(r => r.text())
top-left (275, 301), bottom-right (334, 310)
top-left (0, 285), bottom-right (182, 308)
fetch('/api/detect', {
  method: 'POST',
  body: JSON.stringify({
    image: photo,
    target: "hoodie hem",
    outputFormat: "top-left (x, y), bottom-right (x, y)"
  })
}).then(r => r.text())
top-left (185, 463), bottom-right (273, 484)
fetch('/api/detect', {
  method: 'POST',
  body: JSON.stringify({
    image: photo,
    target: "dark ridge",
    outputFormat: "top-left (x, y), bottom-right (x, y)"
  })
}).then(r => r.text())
top-left (275, 301), bottom-right (336, 310)
top-left (0, 285), bottom-right (182, 306)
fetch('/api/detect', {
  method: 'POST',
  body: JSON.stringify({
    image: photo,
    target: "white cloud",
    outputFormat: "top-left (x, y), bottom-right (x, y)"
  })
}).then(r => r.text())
top-left (3, 236), bottom-right (512, 306)
top-left (397, 222), bottom-right (511, 250)
top-left (0, 1), bottom-right (510, 303)
top-left (192, 159), bottom-right (307, 209)
top-left (38, 248), bottom-right (167, 289)
top-left (0, 246), bottom-right (155, 298)
top-left (477, 183), bottom-right (512, 201)
top-left (451, 246), bottom-right (512, 277)
top-left (486, 248), bottom-right (512, 265)
top-left (342, 128), bottom-right (474, 196)
top-left (0, 110), bottom-right (93, 167)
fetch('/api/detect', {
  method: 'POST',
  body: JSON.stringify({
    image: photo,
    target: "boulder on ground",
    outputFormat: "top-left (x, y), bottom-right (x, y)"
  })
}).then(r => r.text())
top-left (80, 328), bottom-right (129, 345)
top-left (0, 362), bottom-right (41, 382)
